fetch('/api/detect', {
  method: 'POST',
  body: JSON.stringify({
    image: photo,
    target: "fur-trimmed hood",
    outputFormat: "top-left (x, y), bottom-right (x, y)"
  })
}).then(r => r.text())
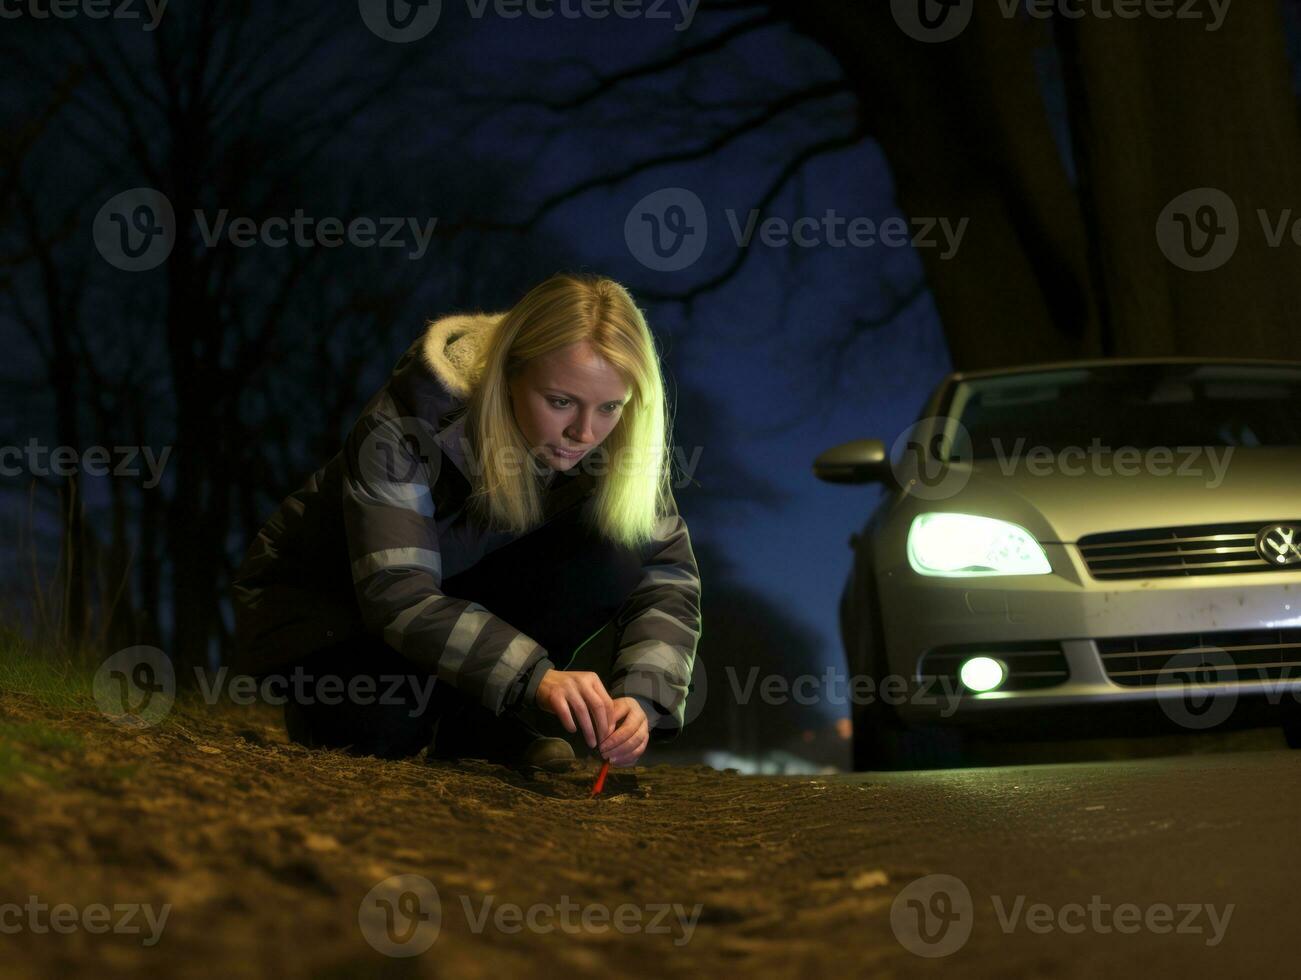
top-left (418, 311), bottom-right (507, 400)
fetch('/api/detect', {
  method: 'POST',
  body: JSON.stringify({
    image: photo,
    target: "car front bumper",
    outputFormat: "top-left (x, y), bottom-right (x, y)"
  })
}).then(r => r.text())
top-left (877, 542), bottom-right (1301, 725)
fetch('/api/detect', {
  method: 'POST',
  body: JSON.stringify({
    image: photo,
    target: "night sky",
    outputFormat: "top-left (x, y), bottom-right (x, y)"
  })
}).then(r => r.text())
top-left (10, 1), bottom-right (1298, 706)
top-left (434, 7), bottom-right (953, 690)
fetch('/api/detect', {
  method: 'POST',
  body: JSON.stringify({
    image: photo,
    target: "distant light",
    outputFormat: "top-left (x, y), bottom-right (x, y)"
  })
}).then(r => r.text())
top-left (960, 656), bottom-right (1006, 693)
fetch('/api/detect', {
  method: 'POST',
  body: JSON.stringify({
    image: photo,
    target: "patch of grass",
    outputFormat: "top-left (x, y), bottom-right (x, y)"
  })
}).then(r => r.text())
top-left (0, 721), bottom-right (80, 786)
top-left (0, 624), bottom-right (282, 737)
top-left (0, 742), bottom-right (57, 785)
top-left (0, 719), bottom-right (85, 752)
top-left (0, 634), bottom-right (96, 712)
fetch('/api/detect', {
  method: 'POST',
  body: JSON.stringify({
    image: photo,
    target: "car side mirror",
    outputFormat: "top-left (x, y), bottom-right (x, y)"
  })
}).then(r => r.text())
top-left (812, 439), bottom-right (898, 488)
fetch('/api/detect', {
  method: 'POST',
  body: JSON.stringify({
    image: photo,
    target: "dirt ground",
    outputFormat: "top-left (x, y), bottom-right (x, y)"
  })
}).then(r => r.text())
top-left (0, 688), bottom-right (912, 979)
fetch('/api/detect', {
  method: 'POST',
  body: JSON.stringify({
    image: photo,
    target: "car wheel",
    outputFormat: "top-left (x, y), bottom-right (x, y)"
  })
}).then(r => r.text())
top-left (852, 692), bottom-right (970, 771)
top-left (847, 556), bottom-right (969, 771)
top-left (1281, 702), bottom-right (1301, 749)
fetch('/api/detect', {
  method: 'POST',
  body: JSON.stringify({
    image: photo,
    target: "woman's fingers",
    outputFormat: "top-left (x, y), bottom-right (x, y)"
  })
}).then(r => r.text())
top-left (568, 692), bottom-right (597, 748)
top-left (609, 729), bottom-right (649, 766)
top-left (597, 689), bottom-right (636, 748)
top-left (551, 695), bottom-right (577, 735)
top-left (601, 702), bottom-right (648, 761)
top-left (582, 679), bottom-right (613, 744)
top-left (600, 712), bottom-right (638, 755)
top-left (536, 673), bottom-right (639, 755)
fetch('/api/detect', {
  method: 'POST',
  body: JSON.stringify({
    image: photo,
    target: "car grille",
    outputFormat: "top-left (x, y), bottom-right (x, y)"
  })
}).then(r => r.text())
top-left (921, 642), bottom-right (1069, 691)
top-left (1099, 629), bottom-right (1301, 686)
top-left (1077, 521), bottom-right (1301, 579)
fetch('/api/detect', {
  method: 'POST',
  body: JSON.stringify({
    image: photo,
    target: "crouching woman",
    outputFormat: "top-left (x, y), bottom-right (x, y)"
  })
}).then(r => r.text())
top-left (230, 273), bottom-right (702, 771)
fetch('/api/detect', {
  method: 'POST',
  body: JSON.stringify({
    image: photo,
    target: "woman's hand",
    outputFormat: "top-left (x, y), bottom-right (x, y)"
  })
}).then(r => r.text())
top-left (598, 697), bottom-right (649, 767)
top-left (534, 669), bottom-right (615, 749)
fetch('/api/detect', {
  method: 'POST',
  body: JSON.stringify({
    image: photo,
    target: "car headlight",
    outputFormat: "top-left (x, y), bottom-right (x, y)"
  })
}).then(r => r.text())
top-left (907, 513), bottom-right (1051, 577)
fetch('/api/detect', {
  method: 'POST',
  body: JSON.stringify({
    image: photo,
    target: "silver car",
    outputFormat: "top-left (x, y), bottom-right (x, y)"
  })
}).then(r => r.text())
top-left (815, 358), bottom-right (1301, 770)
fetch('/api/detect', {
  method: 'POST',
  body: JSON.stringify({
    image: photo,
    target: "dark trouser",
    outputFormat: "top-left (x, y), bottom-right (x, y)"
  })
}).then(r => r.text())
top-left (281, 497), bottom-right (644, 759)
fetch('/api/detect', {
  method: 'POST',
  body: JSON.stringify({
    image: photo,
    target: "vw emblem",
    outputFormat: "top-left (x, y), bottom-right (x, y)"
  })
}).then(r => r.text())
top-left (1256, 524), bottom-right (1301, 565)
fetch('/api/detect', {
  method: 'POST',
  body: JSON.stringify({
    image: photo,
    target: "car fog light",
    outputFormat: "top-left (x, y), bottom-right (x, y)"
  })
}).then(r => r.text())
top-left (959, 656), bottom-right (1006, 693)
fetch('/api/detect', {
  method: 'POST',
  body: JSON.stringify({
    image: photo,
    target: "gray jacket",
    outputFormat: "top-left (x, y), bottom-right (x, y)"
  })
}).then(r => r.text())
top-left (231, 312), bottom-right (702, 733)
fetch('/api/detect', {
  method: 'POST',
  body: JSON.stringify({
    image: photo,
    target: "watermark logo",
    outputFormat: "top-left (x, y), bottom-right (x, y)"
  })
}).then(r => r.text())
top-left (194, 667), bottom-right (440, 718)
top-left (1157, 188), bottom-right (1239, 272)
top-left (625, 188), bottom-right (708, 272)
top-left (93, 188), bottom-right (176, 272)
top-left (895, 0), bottom-right (1231, 42)
top-left (615, 650), bottom-right (706, 729)
top-left (191, 209), bottom-right (438, 259)
top-left (1160, 187), bottom-right (1301, 271)
top-left (1, 439), bottom-right (172, 488)
top-left (725, 209), bottom-right (966, 257)
top-left (95, 189), bottom-right (440, 270)
top-left (358, 0), bottom-right (442, 42)
top-left (1155, 646), bottom-right (1238, 730)
top-left (990, 893), bottom-right (1233, 946)
top-left (0, 896), bottom-right (171, 946)
top-left (0, 0), bottom-right (170, 30)
top-left (1018, 0), bottom-right (1232, 31)
top-left (360, 0), bottom-right (697, 38)
top-left (725, 667), bottom-right (964, 717)
top-left (625, 191), bottom-right (968, 271)
top-left (890, 416), bottom-right (973, 501)
top-left (355, 416), bottom-right (444, 514)
top-left (891, 0), bottom-right (973, 43)
top-left (371, 413), bottom-right (703, 488)
top-left (892, 874), bottom-right (1234, 956)
top-left (891, 874), bottom-right (974, 957)
top-left (92, 646), bottom-right (175, 728)
top-left (359, 874), bottom-right (442, 956)
top-left (359, 875), bottom-right (703, 954)
top-left (989, 438), bottom-right (1233, 488)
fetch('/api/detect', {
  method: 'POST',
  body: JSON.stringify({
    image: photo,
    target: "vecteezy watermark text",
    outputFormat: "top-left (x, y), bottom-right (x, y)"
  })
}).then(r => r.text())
top-left (93, 188), bottom-right (439, 271)
top-left (622, 188), bottom-right (969, 272)
top-left (192, 210), bottom-right (438, 260)
top-left (724, 209), bottom-right (968, 259)
top-left (0, 0), bottom-right (169, 30)
top-left (988, 438), bottom-right (1233, 488)
top-left (0, 896), bottom-right (171, 947)
top-left (358, 0), bottom-right (699, 44)
top-left (891, 0), bottom-right (1232, 44)
top-left (0, 440), bottom-right (171, 489)
top-left (887, 416), bottom-right (1239, 502)
top-left (357, 874), bottom-right (702, 956)
top-left (194, 666), bottom-right (439, 718)
top-left (726, 667), bottom-right (964, 717)
top-left (891, 874), bottom-right (1233, 957)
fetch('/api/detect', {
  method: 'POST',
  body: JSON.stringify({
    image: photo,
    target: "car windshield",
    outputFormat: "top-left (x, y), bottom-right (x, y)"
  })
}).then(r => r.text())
top-left (946, 363), bottom-right (1301, 460)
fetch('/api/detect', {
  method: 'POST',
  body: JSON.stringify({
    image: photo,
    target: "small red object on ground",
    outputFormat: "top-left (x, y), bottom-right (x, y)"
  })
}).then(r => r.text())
top-left (590, 759), bottom-right (610, 797)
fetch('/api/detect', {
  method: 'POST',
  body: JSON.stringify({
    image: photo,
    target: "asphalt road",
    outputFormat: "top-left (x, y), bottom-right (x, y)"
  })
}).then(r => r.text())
top-left (831, 744), bottom-right (1296, 976)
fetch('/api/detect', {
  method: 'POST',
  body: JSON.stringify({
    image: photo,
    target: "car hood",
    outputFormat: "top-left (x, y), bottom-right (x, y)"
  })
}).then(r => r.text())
top-left (925, 445), bottom-right (1301, 543)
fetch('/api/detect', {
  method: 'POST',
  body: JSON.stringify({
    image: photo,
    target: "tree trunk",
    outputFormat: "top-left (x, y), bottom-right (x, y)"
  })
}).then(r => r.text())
top-left (1059, 3), bottom-right (1301, 357)
top-left (781, 1), bottom-right (1102, 369)
top-left (779, 1), bottom-right (1301, 368)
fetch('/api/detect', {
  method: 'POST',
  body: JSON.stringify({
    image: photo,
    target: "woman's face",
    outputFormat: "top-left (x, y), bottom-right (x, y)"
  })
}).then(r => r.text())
top-left (508, 340), bottom-right (630, 471)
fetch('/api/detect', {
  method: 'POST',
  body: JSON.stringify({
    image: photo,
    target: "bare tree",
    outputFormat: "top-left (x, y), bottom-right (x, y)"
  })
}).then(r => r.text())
top-left (433, 0), bottom-right (1301, 372)
top-left (0, 4), bottom-right (450, 667)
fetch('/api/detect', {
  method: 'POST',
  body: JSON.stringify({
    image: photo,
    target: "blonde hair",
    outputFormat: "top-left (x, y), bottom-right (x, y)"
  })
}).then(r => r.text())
top-left (460, 273), bottom-right (676, 551)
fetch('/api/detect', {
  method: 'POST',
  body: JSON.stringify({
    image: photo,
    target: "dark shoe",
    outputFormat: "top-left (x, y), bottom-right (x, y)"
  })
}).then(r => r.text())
top-left (520, 736), bottom-right (576, 772)
top-left (283, 699), bottom-right (316, 747)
